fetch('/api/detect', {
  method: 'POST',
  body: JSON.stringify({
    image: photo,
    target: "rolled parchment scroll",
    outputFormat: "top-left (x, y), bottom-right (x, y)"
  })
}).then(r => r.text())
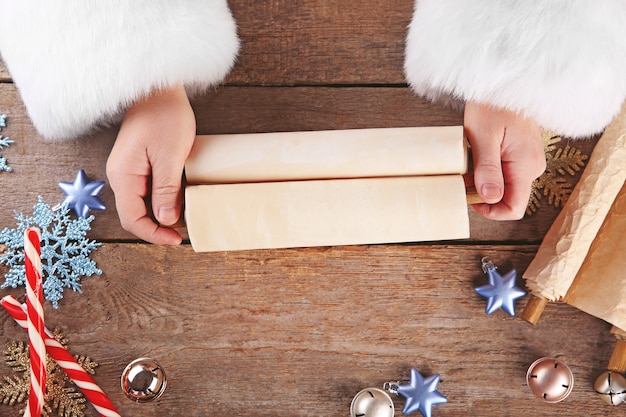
top-left (184, 126), bottom-right (471, 252)
top-left (185, 126), bottom-right (467, 184)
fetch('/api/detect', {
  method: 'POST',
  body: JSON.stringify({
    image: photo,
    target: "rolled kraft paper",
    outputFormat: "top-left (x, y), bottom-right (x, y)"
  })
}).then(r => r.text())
top-left (185, 126), bottom-right (467, 184)
top-left (185, 175), bottom-right (470, 252)
top-left (523, 103), bottom-right (626, 301)
top-left (563, 182), bottom-right (626, 332)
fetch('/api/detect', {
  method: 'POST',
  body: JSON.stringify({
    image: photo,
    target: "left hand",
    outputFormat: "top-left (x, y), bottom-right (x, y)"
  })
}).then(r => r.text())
top-left (106, 84), bottom-right (196, 244)
top-left (464, 101), bottom-right (546, 220)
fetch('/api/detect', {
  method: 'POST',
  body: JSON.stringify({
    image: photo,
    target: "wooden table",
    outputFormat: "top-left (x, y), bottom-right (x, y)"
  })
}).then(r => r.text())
top-left (0, 2), bottom-right (616, 416)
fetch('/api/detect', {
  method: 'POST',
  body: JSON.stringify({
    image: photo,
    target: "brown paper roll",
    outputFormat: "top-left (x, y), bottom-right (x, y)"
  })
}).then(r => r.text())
top-left (564, 182), bottom-right (626, 332)
top-left (523, 103), bottom-right (626, 301)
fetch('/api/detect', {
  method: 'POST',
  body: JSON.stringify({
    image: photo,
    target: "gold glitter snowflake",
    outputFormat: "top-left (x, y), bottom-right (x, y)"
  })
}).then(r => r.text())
top-left (526, 131), bottom-right (589, 215)
top-left (0, 329), bottom-right (97, 417)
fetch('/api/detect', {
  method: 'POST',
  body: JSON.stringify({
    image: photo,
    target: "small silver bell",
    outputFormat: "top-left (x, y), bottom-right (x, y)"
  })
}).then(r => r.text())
top-left (594, 371), bottom-right (626, 406)
top-left (526, 357), bottom-right (574, 403)
top-left (121, 358), bottom-right (167, 402)
top-left (350, 388), bottom-right (394, 417)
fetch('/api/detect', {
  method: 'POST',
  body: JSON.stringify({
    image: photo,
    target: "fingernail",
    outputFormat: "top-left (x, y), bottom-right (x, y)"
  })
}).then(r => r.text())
top-left (481, 183), bottom-right (502, 200)
top-left (158, 206), bottom-right (178, 225)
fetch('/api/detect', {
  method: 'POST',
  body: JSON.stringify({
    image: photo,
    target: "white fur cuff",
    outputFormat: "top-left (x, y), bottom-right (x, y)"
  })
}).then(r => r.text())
top-left (405, 0), bottom-right (626, 137)
top-left (0, 0), bottom-right (239, 139)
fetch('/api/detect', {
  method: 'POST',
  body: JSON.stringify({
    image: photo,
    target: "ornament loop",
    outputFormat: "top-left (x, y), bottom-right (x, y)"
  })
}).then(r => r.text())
top-left (382, 381), bottom-right (400, 394)
top-left (481, 256), bottom-right (496, 273)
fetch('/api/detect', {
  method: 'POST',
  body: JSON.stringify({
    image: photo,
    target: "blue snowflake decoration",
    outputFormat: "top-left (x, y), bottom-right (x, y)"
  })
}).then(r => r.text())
top-left (0, 154), bottom-right (11, 173)
top-left (0, 114), bottom-right (13, 173)
top-left (0, 197), bottom-right (102, 308)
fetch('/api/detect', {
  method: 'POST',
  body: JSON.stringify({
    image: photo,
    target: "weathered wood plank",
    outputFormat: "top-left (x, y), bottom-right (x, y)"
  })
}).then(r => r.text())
top-left (0, 83), bottom-right (597, 243)
top-left (227, 0), bottom-right (411, 85)
top-left (0, 244), bottom-right (615, 416)
top-left (192, 86), bottom-right (463, 133)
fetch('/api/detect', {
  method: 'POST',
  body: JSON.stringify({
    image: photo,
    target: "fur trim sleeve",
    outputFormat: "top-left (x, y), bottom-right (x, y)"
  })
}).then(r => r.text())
top-left (405, 0), bottom-right (626, 138)
top-left (0, 0), bottom-right (239, 139)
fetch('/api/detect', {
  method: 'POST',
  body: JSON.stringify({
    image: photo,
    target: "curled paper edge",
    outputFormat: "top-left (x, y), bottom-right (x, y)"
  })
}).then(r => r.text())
top-left (523, 102), bottom-right (626, 301)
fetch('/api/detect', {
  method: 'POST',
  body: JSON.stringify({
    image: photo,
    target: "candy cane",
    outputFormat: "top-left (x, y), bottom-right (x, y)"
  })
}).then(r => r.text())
top-left (1, 295), bottom-right (121, 417)
top-left (23, 228), bottom-right (46, 417)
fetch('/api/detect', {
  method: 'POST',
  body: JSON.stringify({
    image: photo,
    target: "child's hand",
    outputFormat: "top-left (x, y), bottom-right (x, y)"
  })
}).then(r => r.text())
top-left (464, 101), bottom-right (546, 220)
top-left (106, 84), bottom-right (195, 244)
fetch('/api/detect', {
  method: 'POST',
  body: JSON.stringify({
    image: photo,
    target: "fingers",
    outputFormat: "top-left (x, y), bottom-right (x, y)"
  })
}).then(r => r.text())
top-left (471, 180), bottom-right (534, 220)
top-left (468, 135), bottom-right (505, 205)
top-left (464, 103), bottom-right (505, 205)
top-left (150, 158), bottom-right (184, 226)
top-left (106, 147), bottom-right (183, 245)
top-left (145, 87), bottom-right (195, 228)
top-left (465, 102), bottom-right (545, 221)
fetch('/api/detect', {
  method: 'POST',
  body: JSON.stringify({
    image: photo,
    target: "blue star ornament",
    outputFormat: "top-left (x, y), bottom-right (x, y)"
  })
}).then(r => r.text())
top-left (58, 169), bottom-right (106, 218)
top-left (475, 264), bottom-right (526, 316)
top-left (396, 368), bottom-right (447, 417)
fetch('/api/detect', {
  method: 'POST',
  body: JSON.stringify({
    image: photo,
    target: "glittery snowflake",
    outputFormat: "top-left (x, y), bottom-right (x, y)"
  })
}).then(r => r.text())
top-left (0, 329), bottom-right (95, 417)
top-left (526, 131), bottom-right (588, 215)
top-left (0, 114), bottom-right (13, 173)
top-left (0, 197), bottom-right (102, 308)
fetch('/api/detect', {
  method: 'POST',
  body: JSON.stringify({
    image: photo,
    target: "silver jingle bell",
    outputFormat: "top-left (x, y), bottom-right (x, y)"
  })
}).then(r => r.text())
top-left (350, 388), bottom-right (394, 417)
top-left (121, 358), bottom-right (167, 402)
top-left (526, 357), bottom-right (574, 403)
top-left (594, 371), bottom-right (626, 406)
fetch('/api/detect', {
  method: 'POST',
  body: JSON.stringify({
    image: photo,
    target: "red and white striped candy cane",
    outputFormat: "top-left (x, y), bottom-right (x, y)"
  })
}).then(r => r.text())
top-left (1, 295), bottom-right (121, 417)
top-left (23, 228), bottom-right (46, 417)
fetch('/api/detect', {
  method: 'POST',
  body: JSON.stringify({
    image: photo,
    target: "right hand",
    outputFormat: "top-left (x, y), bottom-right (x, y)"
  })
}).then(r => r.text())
top-left (464, 101), bottom-right (546, 220)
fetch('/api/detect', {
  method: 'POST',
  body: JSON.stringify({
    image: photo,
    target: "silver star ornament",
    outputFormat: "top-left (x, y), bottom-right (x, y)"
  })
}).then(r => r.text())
top-left (396, 368), bottom-right (447, 417)
top-left (475, 257), bottom-right (526, 316)
top-left (58, 169), bottom-right (106, 218)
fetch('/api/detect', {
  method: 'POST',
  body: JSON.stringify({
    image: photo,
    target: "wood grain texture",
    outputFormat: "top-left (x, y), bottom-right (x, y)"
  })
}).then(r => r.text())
top-left (227, 0), bottom-right (411, 85)
top-left (0, 244), bottom-right (616, 417)
top-left (0, 4), bottom-right (614, 416)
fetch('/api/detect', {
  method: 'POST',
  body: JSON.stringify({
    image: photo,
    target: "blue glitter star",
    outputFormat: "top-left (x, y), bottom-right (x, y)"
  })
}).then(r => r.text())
top-left (475, 259), bottom-right (526, 316)
top-left (58, 169), bottom-right (106, 218)
top-left (396, 368), bottom-right (447, 417)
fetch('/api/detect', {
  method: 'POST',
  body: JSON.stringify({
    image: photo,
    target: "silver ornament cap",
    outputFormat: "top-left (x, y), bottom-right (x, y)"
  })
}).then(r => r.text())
top-left (594, 371), bottom-right (626, 406)
top-left (526, 357), bottom-right (574, 403)
top-left (121, 358), bottom-right (167, 402)
top-left (350, 388), bottom-right (394, 417)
